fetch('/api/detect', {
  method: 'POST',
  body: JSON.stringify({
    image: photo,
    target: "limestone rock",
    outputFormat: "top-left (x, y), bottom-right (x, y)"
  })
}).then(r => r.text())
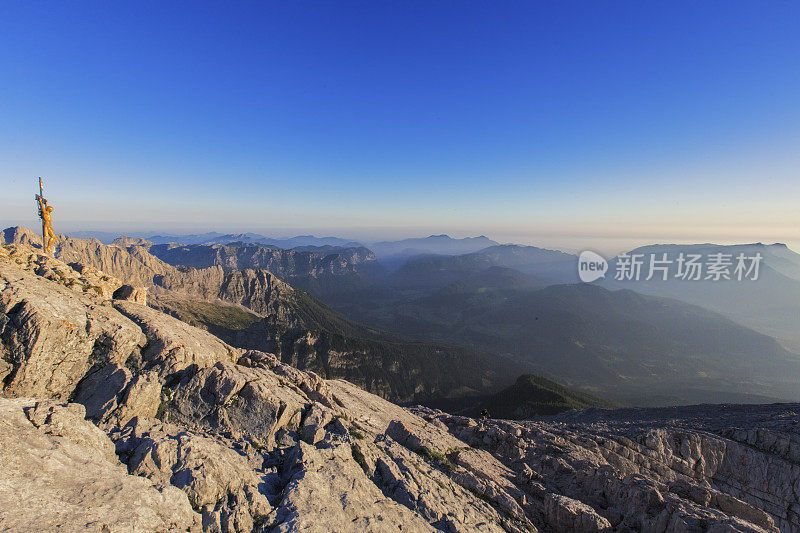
top-left (544, 493), bottom-right (612, 532)
top-left (124, 418), bottom-right (272, 531)
top-left (52, 233), bottom-right (175, 287)
top-left (113, 300), bottom-right (235, 378)
top-left (413, 405), bottom-right (791, 532)
top-left (0, 397), bottom-right (200, 531)
top-left (118, 369), bottom-right (163, 422)
top-left (369, 435), bottom-right (521, 532)
top-left (166, 361), bottom-right (309, 446)
top-left (300, 403), bottom-right (334, 444)
top-left (73, 362), bottom-right (133, 422)
top-left (1, 243), bottom-right (124, 302)
top-left (264, 440), bottom-right (434, 532)
top-left (24, 399), bottom-right (118, 463)
top-left (73, 363), bottom-right (163, 425)
top-left (1, 225), bottom-right (42, 247)
top-left (0, 257), bottom-right (145, 399)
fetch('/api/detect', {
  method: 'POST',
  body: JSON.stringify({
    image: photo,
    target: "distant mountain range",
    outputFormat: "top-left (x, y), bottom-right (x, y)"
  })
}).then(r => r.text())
top-left (61, 230), bottom-right (499, 259)
top-left (317, 243), bottom-right (579, 326)
top-left (389, 244), bottom-right (578, 289)
top-left (143, 232), bottom-right (499, 263)
top-left (260, 235), bottom-right (365, 249)
top-left (142, 232), bottom-right (364, 249)
top-left (369, 234), bottom-right (500, 266)
top-left (602, 243), bottom-right (800, 352)
top-left (141, 231), bottom-right (241, 245)
top-left (343, 277), bottom-right (800, 405)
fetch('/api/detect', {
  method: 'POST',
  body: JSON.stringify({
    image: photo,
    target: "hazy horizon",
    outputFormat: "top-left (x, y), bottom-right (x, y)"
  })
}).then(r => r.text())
top-left (3, 218), bottom-right (796, 258)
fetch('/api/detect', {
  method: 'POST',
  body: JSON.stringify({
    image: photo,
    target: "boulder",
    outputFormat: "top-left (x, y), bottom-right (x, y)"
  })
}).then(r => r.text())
top-left (113, 283), bottom-right (148, 305)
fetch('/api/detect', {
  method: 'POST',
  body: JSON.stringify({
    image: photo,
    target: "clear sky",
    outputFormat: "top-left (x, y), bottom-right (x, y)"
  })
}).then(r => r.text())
top-left (1, 1), bottom-right (798, 253)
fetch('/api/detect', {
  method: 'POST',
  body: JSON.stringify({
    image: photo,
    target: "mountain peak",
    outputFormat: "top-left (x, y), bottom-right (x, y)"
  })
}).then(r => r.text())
top-left (1, 226), bottom-right (42, 247)
top-left (370, 234), bottom-right (500, 260)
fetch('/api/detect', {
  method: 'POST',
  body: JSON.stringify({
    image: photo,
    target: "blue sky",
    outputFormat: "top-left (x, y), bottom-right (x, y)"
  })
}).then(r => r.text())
top-left (1, 1), bottom-right (799, 252)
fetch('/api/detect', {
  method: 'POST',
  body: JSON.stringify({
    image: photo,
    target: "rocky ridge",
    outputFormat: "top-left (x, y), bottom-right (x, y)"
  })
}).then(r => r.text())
top-left (146, 241), bottom-right (377, 279)
top-left (1, 226), bottom-right (334, 324)
top-left (1, 231), bottom-right (519, 404)
top-left (1, 239), bottom-right (799, 531)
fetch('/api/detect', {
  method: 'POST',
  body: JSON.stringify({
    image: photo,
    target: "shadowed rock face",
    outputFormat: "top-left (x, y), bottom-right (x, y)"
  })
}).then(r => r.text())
top-left (1, 241), bottom-right (799, 532)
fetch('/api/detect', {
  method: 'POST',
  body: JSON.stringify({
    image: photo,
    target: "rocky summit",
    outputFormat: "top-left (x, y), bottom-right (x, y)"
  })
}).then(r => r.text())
top-left (1, 242), bottom-right (799, 532)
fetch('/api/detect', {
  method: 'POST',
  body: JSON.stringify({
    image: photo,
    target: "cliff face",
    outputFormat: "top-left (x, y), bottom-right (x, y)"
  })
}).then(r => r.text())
top-left (146, 240), bottom-right (384, 301)
top-left (1, 245), bottom-right (797, 532)
top-left (148, 241), bottom-right (377, 278)
top-left (1, 227), bottom-right (303, 317)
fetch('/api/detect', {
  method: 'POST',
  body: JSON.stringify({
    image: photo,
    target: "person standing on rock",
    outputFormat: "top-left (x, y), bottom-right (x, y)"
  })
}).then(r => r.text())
top-left (35, 179), bottom-right (55, 254)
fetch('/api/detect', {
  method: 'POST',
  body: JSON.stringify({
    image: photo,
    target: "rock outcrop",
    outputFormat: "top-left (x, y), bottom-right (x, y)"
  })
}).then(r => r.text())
top-left (0, 398), bottom-right (200, 531)
top-left (113, 283), bottom-right (148, 304)
top-left (0, 243), bottom-right (126, 301)
top-left (411, 404), bottom-right (800, 532)
top-left (0, 248), bottom-right (145, 399)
